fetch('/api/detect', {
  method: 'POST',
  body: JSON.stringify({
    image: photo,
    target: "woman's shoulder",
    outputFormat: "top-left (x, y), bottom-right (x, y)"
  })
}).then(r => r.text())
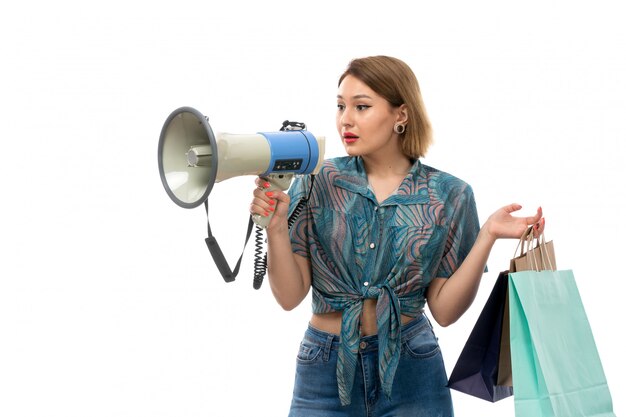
top-left (419, 162), bottom-right (474, 197)
top-left (420, 162), bottom-right (469, 184)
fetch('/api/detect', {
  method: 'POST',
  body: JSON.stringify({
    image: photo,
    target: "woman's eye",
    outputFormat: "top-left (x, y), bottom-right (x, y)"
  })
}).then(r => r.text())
top-left (337, 104), bottom-right (345, 111)
top-left (356, 105), bottom-right (370, 111)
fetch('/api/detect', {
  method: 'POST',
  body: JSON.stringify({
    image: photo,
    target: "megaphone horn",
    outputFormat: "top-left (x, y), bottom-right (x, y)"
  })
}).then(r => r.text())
top-left (158, 106), bottom-right (326, 228)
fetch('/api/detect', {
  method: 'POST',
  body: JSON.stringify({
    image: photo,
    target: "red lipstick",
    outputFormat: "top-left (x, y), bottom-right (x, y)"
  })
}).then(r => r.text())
top-left (343, 132), bottom-right (359, 144)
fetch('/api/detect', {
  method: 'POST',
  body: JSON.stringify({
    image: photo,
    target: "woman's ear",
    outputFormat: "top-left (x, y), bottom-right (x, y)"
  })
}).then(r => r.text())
top-left (396, 104), bottom-right (409, 124)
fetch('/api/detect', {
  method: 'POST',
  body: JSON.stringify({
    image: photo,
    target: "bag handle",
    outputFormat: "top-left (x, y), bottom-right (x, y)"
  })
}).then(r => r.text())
top-left (513, 226), bottom-right (535, 259)
top-left (527, 229), bottom-right (539, 271)
top-left (537, 230), bottom-right (554, 271)
top-left (526, 228), bottom-right (555, 272)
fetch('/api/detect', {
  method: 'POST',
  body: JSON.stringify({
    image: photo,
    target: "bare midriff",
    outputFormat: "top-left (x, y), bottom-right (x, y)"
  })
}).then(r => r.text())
top-left (309, 299), bottom-right (416, 336)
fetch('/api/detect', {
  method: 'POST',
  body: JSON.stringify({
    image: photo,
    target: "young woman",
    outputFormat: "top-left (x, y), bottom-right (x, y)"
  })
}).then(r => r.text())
top-left (250, 55), bottom-right (544, 416)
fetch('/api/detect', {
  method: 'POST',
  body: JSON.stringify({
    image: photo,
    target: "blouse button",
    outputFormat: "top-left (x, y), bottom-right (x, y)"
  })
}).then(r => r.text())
top-left (369, 243), bottom-right (376, 249)
top-left (374, 206), bottom-right (378, 211)
top-left (363, 281), bottom-right (369, 286)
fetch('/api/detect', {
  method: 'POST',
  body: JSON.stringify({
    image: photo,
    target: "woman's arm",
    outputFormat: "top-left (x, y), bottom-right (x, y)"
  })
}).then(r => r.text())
top-left (251, 179), bottom-right (311, 311)
top-left (426, 204), bottom-right (544, 327)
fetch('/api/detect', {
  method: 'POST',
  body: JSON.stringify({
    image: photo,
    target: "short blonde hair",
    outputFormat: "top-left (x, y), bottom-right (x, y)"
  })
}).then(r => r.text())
top-left (338, 56), bottom-right (433, 159)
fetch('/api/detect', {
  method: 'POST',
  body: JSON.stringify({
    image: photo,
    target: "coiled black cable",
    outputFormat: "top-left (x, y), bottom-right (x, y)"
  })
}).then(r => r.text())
top-left (252, 227), bottom-right (267, 290)
top-left (252, 175), bottom-right (315, 289)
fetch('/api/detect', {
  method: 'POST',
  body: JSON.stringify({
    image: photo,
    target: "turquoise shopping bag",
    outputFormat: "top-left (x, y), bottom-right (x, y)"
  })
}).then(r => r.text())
top-left (508, 269), bottom-right (615, 417)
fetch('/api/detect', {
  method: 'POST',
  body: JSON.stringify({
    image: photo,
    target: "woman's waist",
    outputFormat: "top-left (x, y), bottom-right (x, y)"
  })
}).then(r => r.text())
top-left (305, 310), bottom-right (428, 352)
top-left (310, 299), bottom-right (420, 336)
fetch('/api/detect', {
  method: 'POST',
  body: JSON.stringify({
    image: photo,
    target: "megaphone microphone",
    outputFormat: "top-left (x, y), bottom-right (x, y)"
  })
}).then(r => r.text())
top-left (158, 106), bottom-right (325, 286)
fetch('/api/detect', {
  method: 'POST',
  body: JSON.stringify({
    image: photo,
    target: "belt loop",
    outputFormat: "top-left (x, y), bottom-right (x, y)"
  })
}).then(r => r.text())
top-left (323, 334), bottom-right (334, 362)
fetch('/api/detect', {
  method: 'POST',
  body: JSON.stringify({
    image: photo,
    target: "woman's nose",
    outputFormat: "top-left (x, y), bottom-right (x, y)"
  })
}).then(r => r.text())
top-left (340, 108), bottom-right (354, 127)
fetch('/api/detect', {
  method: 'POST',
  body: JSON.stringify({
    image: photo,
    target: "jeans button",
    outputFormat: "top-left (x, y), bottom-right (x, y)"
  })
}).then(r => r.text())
top-left (359, 341), bottom-right (367, 350)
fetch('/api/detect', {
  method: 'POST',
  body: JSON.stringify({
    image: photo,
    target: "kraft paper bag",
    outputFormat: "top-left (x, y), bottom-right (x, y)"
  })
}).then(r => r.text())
top-left (498, 227), bottom-right (556, 387)
top-left (509, 226), bottom-right (556, 273)
top-left (496, 285), bottom-right (513, 386)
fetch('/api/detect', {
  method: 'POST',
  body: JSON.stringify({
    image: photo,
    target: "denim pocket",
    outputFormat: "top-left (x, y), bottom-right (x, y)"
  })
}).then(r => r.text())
top-left (402, 324), bottom-right (441, 359)
top-left (296, 341), bottom-right (323, 364)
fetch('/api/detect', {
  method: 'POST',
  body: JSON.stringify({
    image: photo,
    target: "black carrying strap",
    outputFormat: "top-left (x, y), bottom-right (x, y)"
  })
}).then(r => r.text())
top-left (204, 199), bottom-right (254, 283)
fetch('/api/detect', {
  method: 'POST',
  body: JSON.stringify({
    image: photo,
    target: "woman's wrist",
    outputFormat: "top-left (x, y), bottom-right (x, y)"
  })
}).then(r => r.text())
top-left (266, 221), bottom-right (290, 239)
top-left (477, 224), bottom-right (498, 247)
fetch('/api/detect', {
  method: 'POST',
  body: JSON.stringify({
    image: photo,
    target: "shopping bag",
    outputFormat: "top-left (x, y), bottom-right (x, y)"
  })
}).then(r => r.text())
top-left (510, 226), bottom-right (556, 273)
top-left (508, 269), bottom-right (616, 417)
top-left (498, 227), bottom-right (556, 387)
top-left (496, 285), bottom-right (513, 386)
top-left (447, 271), bottom-right (514, 402)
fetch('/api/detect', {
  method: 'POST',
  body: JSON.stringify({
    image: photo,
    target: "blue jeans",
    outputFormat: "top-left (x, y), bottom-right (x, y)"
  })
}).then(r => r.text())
top-left (289, 314), bottom-right (453, 417)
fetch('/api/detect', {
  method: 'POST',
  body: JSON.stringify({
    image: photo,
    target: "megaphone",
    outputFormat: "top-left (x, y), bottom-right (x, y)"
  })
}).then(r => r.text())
top-left (157, 106), bottom-right (325, 228)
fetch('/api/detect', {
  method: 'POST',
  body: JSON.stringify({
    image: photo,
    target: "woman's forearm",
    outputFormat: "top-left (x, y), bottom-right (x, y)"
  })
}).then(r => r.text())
top-left (427, 204), bottom-right (543, 326)
top-left (427, 227), bottom-right (496, 326)
top-left (266, 226), bottom-right (311, 311)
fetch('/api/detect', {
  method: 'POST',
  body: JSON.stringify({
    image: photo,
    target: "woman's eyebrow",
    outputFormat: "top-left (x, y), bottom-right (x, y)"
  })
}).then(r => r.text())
top-left (336, 94), bottom-right (373, 100)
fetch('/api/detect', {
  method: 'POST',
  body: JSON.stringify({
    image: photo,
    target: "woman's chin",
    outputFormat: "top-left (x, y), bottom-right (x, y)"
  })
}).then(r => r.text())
top-left (343, 146), bottom-right (360, 156)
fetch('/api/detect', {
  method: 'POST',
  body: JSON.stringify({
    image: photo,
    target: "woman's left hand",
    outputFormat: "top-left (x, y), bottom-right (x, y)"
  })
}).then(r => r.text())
top-left (484, 203), bottom-right (545, 240)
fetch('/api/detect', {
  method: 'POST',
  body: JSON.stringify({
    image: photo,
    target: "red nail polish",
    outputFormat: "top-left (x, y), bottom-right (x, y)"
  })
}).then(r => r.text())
top-left (268, 199), bottom-right (275, 205)
top-left (265, 191), bottom-right (274, 197)
top-left (264, 182), bottom-right (271, 188)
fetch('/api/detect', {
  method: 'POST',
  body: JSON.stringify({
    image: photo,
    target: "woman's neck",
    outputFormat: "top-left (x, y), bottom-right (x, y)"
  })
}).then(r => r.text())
top-left (361, 153), bottom-right (412, 179)
top-left (361, 152), bottom-right (413, 203)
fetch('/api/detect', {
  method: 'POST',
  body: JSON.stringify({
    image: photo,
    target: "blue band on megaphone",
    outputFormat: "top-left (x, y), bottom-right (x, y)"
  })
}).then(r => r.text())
top-left (258, 130), bottom-right (320, 176)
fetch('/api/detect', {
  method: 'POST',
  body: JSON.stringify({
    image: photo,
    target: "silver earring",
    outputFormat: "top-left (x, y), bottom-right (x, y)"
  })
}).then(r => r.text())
top-left (394, 123), bottom-right (406, 134)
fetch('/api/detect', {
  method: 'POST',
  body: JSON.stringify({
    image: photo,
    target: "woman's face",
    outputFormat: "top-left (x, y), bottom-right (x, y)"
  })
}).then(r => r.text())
top-left (336, 74), bottom-right (406, 158)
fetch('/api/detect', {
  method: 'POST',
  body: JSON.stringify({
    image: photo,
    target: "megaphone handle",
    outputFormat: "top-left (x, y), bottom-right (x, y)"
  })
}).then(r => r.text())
top-left (252, 173), bottom-right (294, 228)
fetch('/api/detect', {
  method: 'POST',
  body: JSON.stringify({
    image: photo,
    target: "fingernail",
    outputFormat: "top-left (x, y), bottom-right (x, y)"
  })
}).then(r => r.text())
top-left (264, 182), bottom-right (271, 188)
top-left (268, 207), bottom-right (275, 212)
top-left (265, 191), bottom-right (274, 197)
top-left (264, 211), bottom-right (269, 217)
top-left (268, 199), bottom-right (275, 205)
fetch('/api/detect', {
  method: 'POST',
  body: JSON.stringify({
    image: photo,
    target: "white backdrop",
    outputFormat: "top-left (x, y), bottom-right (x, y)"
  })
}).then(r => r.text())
top-left (1, 1), bottom-right (624, 416)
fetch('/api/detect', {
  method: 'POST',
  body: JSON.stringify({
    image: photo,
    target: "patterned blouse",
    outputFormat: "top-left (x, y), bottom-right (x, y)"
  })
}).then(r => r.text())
top-left (287, 156), bottom-right (481, 406)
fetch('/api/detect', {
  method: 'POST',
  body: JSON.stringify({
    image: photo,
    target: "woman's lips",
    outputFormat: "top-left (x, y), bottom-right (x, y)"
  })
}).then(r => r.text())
top-left (343, 132), bottom-right (359, 144)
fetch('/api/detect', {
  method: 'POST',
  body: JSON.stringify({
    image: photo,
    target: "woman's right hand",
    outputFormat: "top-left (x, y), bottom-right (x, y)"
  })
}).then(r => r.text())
top-left (482, 204), bottom-right (545, 242)
top-left (250, 177), bottom-right (311, 310)
top-left (250, 177), bottom-right (291, 232)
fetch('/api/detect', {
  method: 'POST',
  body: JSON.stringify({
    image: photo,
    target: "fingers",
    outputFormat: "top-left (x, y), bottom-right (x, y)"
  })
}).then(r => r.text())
top-left (533, 217), bottom-right (546, 234)
top-left (251, 186), bottom-right (276, 218)
top-left (250, 193), bottom-right (276, 218)
top-left (527, 206), bottom-right (543, 224)
top-left (250, 177), bottom-right (289, 220)
top-left (255, 177), bottom-right (271, 189)
top-left (527, 207), bottom-right (545, 234)
top-left (490, 203), bottom-right (546, 240)
top-left (503, 203), bottom-right (523, 214)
